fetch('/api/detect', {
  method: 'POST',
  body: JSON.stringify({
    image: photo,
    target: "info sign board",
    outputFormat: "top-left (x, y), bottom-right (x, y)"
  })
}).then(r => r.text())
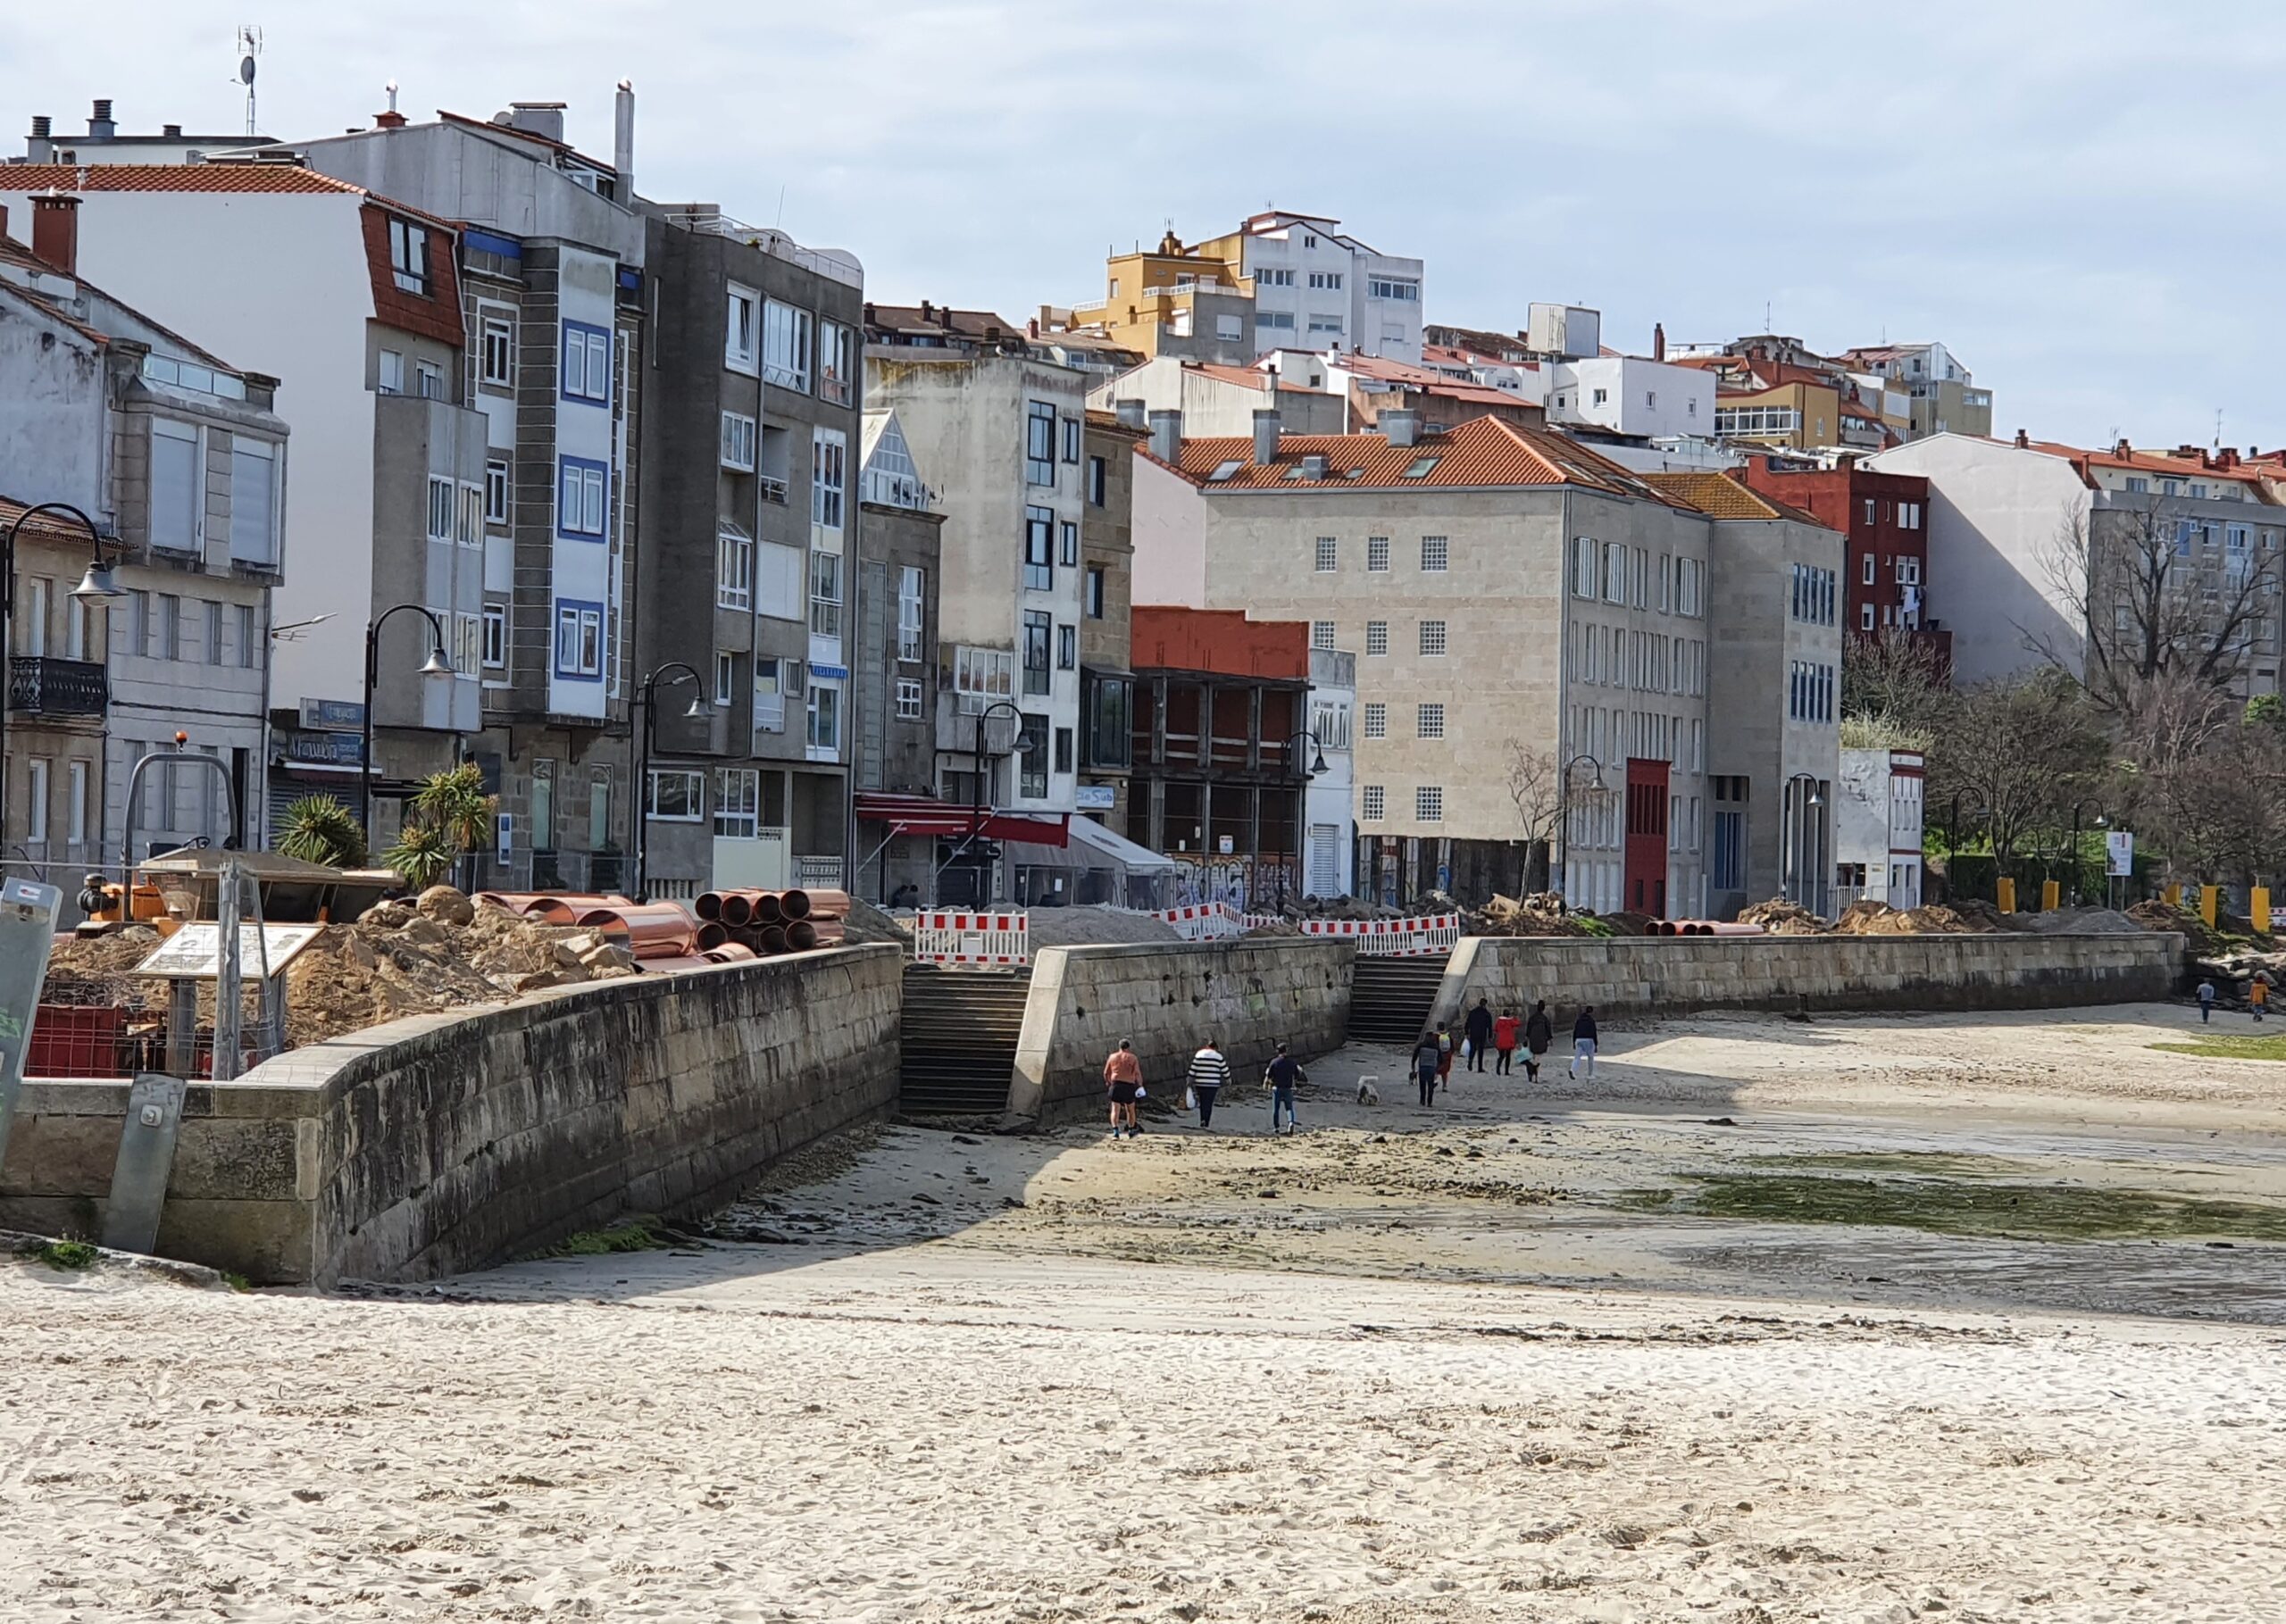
top-left (2106, 830), bottom-right (2135, 878)
top-left (0, 878), bottom-right (63, 1170)
top-left (135, 923), bottom-right (325, 981)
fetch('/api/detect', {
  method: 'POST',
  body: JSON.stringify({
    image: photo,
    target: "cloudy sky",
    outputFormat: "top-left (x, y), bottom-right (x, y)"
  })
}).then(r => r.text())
top-left (5, 0), bottom-right (2279, 449)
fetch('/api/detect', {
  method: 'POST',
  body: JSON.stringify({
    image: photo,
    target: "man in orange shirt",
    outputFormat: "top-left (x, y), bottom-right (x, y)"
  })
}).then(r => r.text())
top-left (1103, 1040), bottom-right (1144, 1138)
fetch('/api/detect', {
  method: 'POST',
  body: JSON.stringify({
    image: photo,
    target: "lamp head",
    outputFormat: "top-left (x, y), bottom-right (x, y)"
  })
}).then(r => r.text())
top-left (681, 692), bottom-right (706, 720)
top-left (1309, 745), bottom-right (1330, 776)
top-left (71, 560), bottom-right (124, 600)
top-left (417, 647), bottom-right (455, 678)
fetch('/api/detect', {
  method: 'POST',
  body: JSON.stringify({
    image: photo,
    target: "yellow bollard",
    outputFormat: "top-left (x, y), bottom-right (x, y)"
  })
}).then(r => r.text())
top-left (2200, 885), bottom-right (2219, 928)
top-left (2040, 879), bottom-right (2060, 912)
top-left (2165, 882), bottom-right (2182, 909)
top-left (2254, 887), bottom-right (2272, 936)
top-left (1996, 877), bottom-right (2017, 913)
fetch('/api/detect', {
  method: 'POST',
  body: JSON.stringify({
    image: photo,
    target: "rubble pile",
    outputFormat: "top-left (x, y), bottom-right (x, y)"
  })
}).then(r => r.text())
top-left (1467, 893), bottom-right (1597, 938)
top-left (1829, 898), bottom-right (2002, 936)
top-left (1736, 896), bottom-right (1828, 935)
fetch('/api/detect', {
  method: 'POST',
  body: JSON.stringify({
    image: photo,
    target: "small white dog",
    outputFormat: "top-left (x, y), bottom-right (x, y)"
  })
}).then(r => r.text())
top-left (1356, 1076), bottom-right (1381, 1106)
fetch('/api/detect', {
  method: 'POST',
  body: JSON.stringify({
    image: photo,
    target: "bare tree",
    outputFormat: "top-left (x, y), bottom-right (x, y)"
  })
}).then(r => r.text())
top-left (2115, 670), bottom-right (2286, 884)
top-left (2038, 496), bottom-right (2282, 712)
top-left (1842, 626), bottom-right (1948, 731)
top-left (1505, 741), bottom-right (1566, 895)
top-left (1926, 675), bottom-right (2105, 871)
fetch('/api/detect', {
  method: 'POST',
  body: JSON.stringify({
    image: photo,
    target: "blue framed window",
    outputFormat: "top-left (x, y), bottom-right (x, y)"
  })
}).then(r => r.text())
top-left (553, 597), bottom-right (605, 681)
top-left (557, 455), bottom-right (610, 540)
top-left (561, 321), bottom-right (613, 406)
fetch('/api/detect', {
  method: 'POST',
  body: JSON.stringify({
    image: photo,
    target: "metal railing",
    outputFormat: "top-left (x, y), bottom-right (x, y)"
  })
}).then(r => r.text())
top-left (9, 655), bottom-right (107, 716)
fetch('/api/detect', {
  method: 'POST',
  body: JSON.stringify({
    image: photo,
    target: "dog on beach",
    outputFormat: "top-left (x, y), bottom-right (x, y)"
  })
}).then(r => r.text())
top-left (1356, 1076), bottom-right (1381, 1106)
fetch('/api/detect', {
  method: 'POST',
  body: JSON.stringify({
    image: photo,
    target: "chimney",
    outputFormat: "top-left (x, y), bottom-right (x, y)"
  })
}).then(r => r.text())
top-left (613, 80), bottom-right (635, 201)
top-left (919, 298), bottom-right (933, 322)
top-left (2115, 437), bottom-right (2132, 457)
top-left (1382, 408), bottom-right (1419, 449)
top-left (1147, 409), bottom-right (1181, 465)
top-left (161, 123), bottom-right (182, 140)
top-left (374, 108), bottom-right (407, 129)
top-left (30, 194), bottom-right (79, 276)
top-left (2014, 428), bottom-right (2029, 448)
top-left (1114, 396), bottom-right (1146, 430)
top-left (29, 114), bottom-right (51, 139)
top-left (1026, 317), bottom-right (1039, 339)
top-left (1300, 453), bottom-right (1329, 480)
top-left (1252, 408), bottom-right (1281, 465)
top-left (88, 98), bottom-right (115, 140)
top-left (505, 101), bottom-right (567, 144)
top-left (1652, 321), bottom-right (1666, 364)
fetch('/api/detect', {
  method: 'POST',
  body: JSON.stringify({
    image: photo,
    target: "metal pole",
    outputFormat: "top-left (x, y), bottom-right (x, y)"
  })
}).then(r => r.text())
top-left (1, 503), bottom-right (113, 860)
top-left (632, 674), bottom-right (653, 904)
top-left (360, 603), bottom-right (450, 853)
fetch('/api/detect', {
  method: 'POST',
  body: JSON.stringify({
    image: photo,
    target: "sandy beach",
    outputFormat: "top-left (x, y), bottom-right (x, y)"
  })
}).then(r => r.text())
top-left (5, 1003), bottom-right (2285, 1621)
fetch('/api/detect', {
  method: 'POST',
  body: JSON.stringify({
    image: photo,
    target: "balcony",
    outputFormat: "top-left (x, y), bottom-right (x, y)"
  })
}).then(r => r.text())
top-left (759, 475), bottom-right (789, 506)
top-left (8, 656), bottom-right (106, 718)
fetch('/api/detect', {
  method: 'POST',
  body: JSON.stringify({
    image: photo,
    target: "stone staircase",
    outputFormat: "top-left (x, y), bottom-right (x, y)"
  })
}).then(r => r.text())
top-left (899, 964), bottom-right (1031, 1116)
top-left (1347, 955), bottom-right (1448, 1047)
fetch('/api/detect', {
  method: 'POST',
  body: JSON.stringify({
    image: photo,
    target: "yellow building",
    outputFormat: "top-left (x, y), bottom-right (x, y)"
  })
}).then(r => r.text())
top-left (1063, 232), bottom-right (1256, 366)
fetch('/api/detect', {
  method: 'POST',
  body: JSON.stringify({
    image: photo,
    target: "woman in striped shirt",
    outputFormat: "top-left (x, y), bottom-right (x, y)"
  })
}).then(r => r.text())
top-left (1187, 1039), bottom-right (1231, 1128)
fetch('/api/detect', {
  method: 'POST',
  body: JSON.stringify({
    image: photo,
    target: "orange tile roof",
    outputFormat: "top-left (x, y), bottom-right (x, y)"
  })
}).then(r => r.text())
top-left (0, 162), bottom-right (366, 195)
top-left (0, 493), bottom-right (110, 545)
top-left (1189, 362), bottom-right (1274, 391)
top-left (1643, 471), bottom-right (1827, 527)
top-left (2015, 437), bottom-right (2277, 495)
top-left (1170, 415), bottom-right (1678, 502)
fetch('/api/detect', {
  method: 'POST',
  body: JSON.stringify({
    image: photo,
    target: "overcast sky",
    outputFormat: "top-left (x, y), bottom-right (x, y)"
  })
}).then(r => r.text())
top-left (5, 0), bottom-right (2280, 450)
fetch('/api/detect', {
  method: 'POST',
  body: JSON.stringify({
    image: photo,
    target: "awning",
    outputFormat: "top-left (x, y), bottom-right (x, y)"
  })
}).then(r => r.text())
top-left (1066, 813), bottom-right (1174, 871)
top-left (853, 791), bottom-right (1072, 848)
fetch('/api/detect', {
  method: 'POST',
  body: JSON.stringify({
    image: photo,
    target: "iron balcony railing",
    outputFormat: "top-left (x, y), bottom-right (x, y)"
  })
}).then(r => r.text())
top-left (8, 655), bottom-right (107, 717)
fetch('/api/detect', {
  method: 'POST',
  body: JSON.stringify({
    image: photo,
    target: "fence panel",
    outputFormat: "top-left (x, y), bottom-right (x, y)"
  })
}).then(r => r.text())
top-left (911, 910), bottom-right (1030, 968)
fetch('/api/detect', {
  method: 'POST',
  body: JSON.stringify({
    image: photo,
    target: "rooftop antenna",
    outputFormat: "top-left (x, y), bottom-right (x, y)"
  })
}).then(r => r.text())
top-left (773, 182), bottom-right (787, 229)
top-left (2216, 407), bottom-right (2224, 450)
top-left (385, 79), bottom-right (398, 114)
top-left (235, 25), bottom-right (263, 137)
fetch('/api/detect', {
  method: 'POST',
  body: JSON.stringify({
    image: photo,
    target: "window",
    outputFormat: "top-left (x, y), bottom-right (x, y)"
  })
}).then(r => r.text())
top-left (1362, 785), bottom-right (1386, 820)
top-left (561, 321), bottom-right (612, 405)
top-left (151, 420), bottom-right (200, 554)
top-left (454, 611), bottom-right (480, 677)
top-left (1364, 702), bottom-right (1387, 739)
top-left (1258, 268), bottom-right (1294, 287)
top-left (1367, 277), bottom-right (1420, 302)
top-left (378, 349), bottom-right (404, 395)
top-left (1365, 620), bottom-right (1388, 656)
top-left (1307, 313), bottom-right (1344, 336)
top-left (1058, 623), bottom-right (1077, 670)
top-left (1025, 401), bottom-right (1057, 485)
top-left (713, 651), bottom-right (736, 706)
top-left (1216, 313), bottom-right (1244, 341)
top-left (484, 457), bottom-right (512, 526)
top-left (66, 760), bottom-right (86, 845)
top-left (26, 759), bottom-right (46, 845)
top-left (1022, 611), bottom-right (1052, 695)
top-left (714, 769), bottom-right (761, 839)
top-left (1420, 535), bottom-right (1448, 571)
top-left (1572, 535), bottom-right (1598, 597)
top-left (1017, 713), bottom-right (1048, 798)
top-left (754, 658), bottom-right (788, 732)
top-left (1419, 620), bottom-right (1447, 656)
top-left (480, 312), bottom-right (514, 387)
top-left (1402, 456), bottom-right (1439, 479)
top-left (817, 319), bottom-right (855, 404)
top-left (1592, 387), bottom-right (1609, 407)
top-left (1315, 537), bottom-right (1339, 572)
top-left (1255, 310), bottom-right (1296, 333)
top-left (387, 219), bottom-right (428, 294)
top-left (726, 285), bottom-right (759, 371)
top-left (812, 429), bottom-right (847, 531)
top-left (763, 299), bottom-right (813, 391)
top-left (1605, 540), bottom-right (1626, 603)
top-left (413, 358), bottom-right (444, 399)
top-left (1023, 505), bottom-right (1055, 591)
top-left (1312, 620), bottom-right (1336, 651)
top-left (482, 604), bottom-right (507, 669)
top-left (1088, 455), bottom-right (1107, 506)
top-left (229, 438), bottom-right (277, 565)
top-left (805, 680), bottom-right (840, 753)
top-left (1415, 786), bottom-right (1444, 822)
top-left (1676, 557), bottom-right (1704, 617)
top-left (555, 601), bottom-right (604, 679)
top-left (456, 481), bottom-right (483, 547)
top-left (2124, 476), bottom-right (2149, 495)
top-left (1054, 726), bottom-right (1074, 775)
top-left (426, 475), bottom-right (455, 543)
top-left (532, 759), bottom-right (557, 851)
top-left (809, 549), bottom-right (842, 637)
top-left (204, 597), bottom-right (223, 664)
top-left (1900, 502), bottom-right (1923, 529)
top-left (895, 677), bottom-right (923, 720)
top-left (1060, 416), bottom-right (1081, 464)
top-left (1861, 602), bottom-right (1876, 631)
top-left (898, 566), bottom-right (925, 660)
top-left (1368, 536), bottom-right (1390, 572)
top-left (647, 770), bottom-right (705, 822)
top-left (236, 604), bottom-right (256, 670)
top-left (721, 412), bottom-right (758, 471)
top-left (1416, 703), bottom-right (1444, 738)
top-left (1862, 552), bottom-right (1876, 586)
top-left (556, 456), bottom-right (609, 539)
top-left (1059, 521), bottom-right (1079, 568)
top-left (593, 774), bottom-right (616, 856)
top-left (1713, 405), bottom-right (1801, 437)
top-left (952, 645), bottom-right (1014, 711)
top-left (157, 593), bottom-right (180, 661)
top-left (1308, 271), bottom-right (1343, 289)
top-left (1085, 565), bottom-right (1106, 620)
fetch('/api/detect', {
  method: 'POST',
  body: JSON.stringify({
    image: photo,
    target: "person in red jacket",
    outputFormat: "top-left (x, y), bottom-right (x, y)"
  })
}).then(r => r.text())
top-left (1491, 1009), bottom-right (1522, 1076)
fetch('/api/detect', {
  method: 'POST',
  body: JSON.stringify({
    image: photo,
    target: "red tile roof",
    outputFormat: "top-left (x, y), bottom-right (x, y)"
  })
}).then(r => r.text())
top-left (1643, 471), bottom-right (1829, 527)
top-left (0, 493), bottom-right (108, 545)
top-left (2016, 437), bottom-right (2278, 495)
top-left (0, 162), bottom-right (367, 195)
top-left (1189, 362), bottom-right (1275, 392)
top-left (1170, 415), bottom-right (1679, 503)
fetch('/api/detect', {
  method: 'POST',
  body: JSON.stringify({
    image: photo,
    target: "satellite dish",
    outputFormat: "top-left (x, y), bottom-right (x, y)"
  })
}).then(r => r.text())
top-left (239, 55), bottom-right (257, 85)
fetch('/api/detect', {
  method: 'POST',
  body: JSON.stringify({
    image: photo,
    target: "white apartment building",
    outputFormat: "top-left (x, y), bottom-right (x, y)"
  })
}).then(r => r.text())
top-left (1212, 212), bottom-right (1425, 363)
top-left (1086, 355), bottom-right (1345, 437)
top-left (1547, 356), bottom-right (1716, 440)
top-left (1836, 747), bottom-right (1924, 909)
top-left (1306, 646), bottom-right (1357, 899)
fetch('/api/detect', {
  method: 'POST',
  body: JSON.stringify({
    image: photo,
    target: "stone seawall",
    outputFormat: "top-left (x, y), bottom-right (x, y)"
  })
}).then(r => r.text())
top-left (0, 945), bottom-right (901, 1286)
top-left (1010, 939), bottom-right (1354, 1121)
top-left (1426, 931), bottom-right (2184, 1030)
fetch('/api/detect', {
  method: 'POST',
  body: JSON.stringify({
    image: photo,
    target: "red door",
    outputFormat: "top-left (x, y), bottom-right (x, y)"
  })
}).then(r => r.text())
top-left (1623, 758), bottom-right (1670, 918)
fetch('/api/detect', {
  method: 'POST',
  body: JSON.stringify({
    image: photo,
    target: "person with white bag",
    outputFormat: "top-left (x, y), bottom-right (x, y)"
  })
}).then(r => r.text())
top-left (1186, 1037), bottom-right (1231, 1129)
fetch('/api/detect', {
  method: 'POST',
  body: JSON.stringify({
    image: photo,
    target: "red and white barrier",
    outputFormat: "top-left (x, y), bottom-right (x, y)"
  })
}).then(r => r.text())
top-left (1300, 912), bottom-right (1463, 957)
top-left (1152, 902), bottom-right (1247, 941)
top-left (912, 910), bottom-right (1030, 967)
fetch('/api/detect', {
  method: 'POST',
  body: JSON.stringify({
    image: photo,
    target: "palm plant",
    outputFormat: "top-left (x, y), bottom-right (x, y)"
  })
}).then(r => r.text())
top-left (386, 764), bottom-right (498, 891)
top-left (382, 820), bottom-right (462, 892)
top-left (275, 795), bottom-right (369, 869)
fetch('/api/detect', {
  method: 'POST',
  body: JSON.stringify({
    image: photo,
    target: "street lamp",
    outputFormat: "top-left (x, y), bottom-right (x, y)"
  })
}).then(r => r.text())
top-left (631, 662), bottom-right (706, 903)
top-left (967, 699), bottom-right (1025, 906)
top-left (1276, 725), bottom-right (1329, 911)
top-left (359, 603), bottom-right (455, 848)
top-left (2066, 804), bottom-right (2107, 905)
top-left (1554, 753), bottom-right (1606, 904)
top-left (1784, 771), bottom-right (1826, 909)
top-left (2, 502), bottom-right (123, 854)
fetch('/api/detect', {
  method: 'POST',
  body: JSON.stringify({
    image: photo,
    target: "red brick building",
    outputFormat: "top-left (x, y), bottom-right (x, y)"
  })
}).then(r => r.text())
top-left (1734, 457), bottom-right (1950, 669)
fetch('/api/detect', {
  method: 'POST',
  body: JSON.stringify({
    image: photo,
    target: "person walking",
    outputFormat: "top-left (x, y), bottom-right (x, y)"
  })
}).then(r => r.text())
top-left (1523, 1001), bottom-right (1555, 1082)
top-left (1412, 1030), bottom-right (1444, 1106)
top-left (1435, 1025), bottom-right (1456, 1088)
top-left (1491, 1009), bottom-right (1521, 1076)
top-left (1464, 997), bottom-right (1494, 1073)
top-left (1265, 1042), bottom-right (1306, 1135)
top-left (1569, 1006), bottom-right (1598, 1080)
top-left (2198, 978), bottom-right (2217, 1024)
top-left (1187, 1037), bottom-right (1232, 1129)
top-left (1103, 1040), bottom-right (1143, 1139)
top-left (2253, 970), bottom-right (2273, 1022)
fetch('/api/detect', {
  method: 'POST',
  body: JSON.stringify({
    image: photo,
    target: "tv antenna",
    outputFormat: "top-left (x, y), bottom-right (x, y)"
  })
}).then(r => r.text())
top-left (234, 25), bottom-right (263, 137)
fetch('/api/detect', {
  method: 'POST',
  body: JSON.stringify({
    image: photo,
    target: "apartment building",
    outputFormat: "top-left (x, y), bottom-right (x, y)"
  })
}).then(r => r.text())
top-left (1202, 212), bottom-right (1425, 362)
top-left (1733, 456), bottom-right (1948, 661)
top-left (851, 407), bottom-right (943, 902)
top-left (0, 204), bottom-right (288, 874)
top-left (1062, 230), bottom-right (1256, 366)
top-left (1866, 433), bottom-right (2286, 695)
top-left (15, 97), bottom-right (282, 167)
top-left (1836, 747), bottom-right (1925, 909)
top-left (1085, 356), bottom-right (1344, 438)
top-left (1838, 343), bottom-right (1992, 441)
top-left (1078, 411), bottom-right (1141, 838)
top-left (863, 306), bottom-right (1090, 901)
top-left (1645, 475), bottom-right (1843, 918)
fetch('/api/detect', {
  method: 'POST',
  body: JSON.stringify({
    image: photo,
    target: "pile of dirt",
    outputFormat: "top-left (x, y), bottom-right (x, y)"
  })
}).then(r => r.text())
top-left (1469, 893), bottom-right (1595, 937)
top-left (838, 894), bottom-right (912, 947)
top-left (2017, 905), bottom-right (2140, 935)
top-left (1737, 896), bottom-right (1826, 934)
top-left (1830, 899), bottom-right (2003, 936)
top-left (2126, 899), bottom-right (2230, 956)
top-left (1598, 909), bottom-right (1656, 937)
top-left (1022, 904), bottom-right (1181, 947)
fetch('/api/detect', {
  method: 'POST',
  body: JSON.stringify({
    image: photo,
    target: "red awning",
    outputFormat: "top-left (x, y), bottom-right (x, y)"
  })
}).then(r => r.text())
top-left (853, 791), bottom-right (1071, 848)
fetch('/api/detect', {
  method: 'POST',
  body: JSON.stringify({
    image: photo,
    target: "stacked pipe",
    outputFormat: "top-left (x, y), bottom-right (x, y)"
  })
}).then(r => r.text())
top-left (690, 887), bottom-right (850, 956)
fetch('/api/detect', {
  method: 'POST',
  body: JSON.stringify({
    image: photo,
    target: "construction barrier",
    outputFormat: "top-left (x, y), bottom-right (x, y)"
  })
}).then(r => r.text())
top-left (912, 910), bottom-right (1030, 968)
top-left (1152, 902), bottom-right (1247, 941)
top-left (1298, 913), bottom-right (1464, 957)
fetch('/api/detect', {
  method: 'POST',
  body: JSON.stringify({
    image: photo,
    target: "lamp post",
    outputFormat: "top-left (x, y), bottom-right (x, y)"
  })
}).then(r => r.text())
top-left (1275, 725), bottom-right (1330, 911)
top-left (968, 699), bottom-right (1025, 905)
top-left (1784, 771), bottom-right (1825, 911)
top-left (359, 604), bottom-right (455, 850)
top-left (631, 662), bottom-right (705, 904)
top-left (2065, 804), bottom-right (2107, 906)
top-left (1554, 753), bottom-right (1605, 905)
top-left (2, 502), bottom-right (124, 856)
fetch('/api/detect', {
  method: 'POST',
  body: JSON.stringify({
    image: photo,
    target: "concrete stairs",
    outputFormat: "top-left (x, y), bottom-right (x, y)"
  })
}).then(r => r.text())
top-left (899, 964), bottom-right (1031, 1115)
top-left (1347, 956), bottom-right (1448, 1046)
